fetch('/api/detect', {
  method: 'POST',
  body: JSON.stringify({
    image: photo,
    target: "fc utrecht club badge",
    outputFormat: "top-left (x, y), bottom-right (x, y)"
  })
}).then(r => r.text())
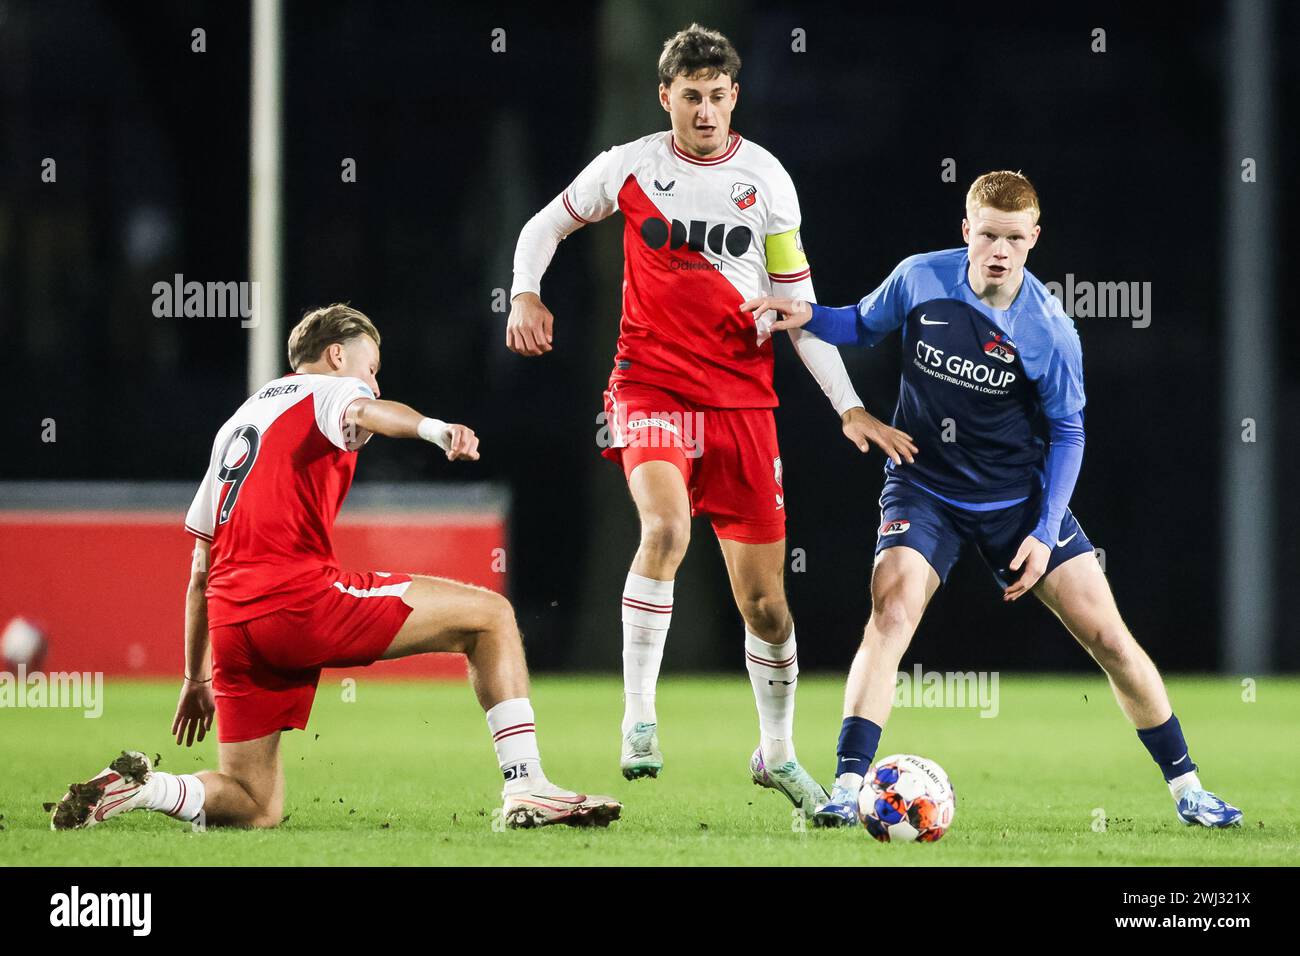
top-left (773, 456), bottom-right (783, 487)
top-left (731, 182), bottom-right (757, 209)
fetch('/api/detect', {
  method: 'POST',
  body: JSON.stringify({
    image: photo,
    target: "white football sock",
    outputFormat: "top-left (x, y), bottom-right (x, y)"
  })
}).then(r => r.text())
top-left (621, 572), bottom-right (672, 735)
top-left (142, 771), bottom-right (206, 821)
top-left (745, 628), bottom-right (798, 766)
top-left (834, 771), bottom-right (865, 795)
top-left (1168, 769), bottom-right (1202, 800)
top-left (624, 691), bottom-right (656, 725)
top-left (486, 698), bottom-right (547, 795)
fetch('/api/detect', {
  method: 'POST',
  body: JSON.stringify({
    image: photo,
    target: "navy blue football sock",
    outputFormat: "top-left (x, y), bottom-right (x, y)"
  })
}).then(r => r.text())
top-left (836, 716), bottom-right (882, 779)
top-left (1136, 713), bottom-right (1198, 781)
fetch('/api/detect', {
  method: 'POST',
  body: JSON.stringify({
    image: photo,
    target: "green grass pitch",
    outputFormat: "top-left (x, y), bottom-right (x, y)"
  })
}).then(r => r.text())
top-left (2, 675), bottom-right (1296, 866)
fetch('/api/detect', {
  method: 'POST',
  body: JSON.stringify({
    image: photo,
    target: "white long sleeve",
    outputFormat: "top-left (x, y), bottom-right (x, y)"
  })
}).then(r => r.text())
top-left (510, 193), bottom-right (585, 300)
top-left (780, 275), bottom-right (864, 417)
top-left (511, 141), bottom-right (633, 300)
top-left (789, 326), bottom-right (865, 417)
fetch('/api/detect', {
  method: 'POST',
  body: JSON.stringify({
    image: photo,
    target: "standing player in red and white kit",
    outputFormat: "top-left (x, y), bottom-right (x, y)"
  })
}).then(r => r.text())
top-left (50, 305), bottom-right (620, 831)
top-left (507, 24), bottom-right (915, 816)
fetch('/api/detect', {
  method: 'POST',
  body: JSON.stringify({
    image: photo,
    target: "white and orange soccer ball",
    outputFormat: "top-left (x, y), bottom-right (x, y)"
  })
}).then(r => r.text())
top-left (858, 753), bottom-right (956, 843)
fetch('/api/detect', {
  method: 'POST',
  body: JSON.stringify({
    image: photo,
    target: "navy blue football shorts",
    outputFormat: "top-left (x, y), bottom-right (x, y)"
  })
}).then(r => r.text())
top-left (874, 476), bottom-right (1095, 590)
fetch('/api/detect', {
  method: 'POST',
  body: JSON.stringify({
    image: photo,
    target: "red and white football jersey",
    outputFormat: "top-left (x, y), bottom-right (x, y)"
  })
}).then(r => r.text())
top-left (559, 131), bottom-right (813, 408)
top-left (184, 373), bottom-right (375, 627)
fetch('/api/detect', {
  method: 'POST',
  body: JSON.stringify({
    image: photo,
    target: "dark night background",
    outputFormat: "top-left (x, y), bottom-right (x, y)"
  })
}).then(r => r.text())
top-left (3, 1), bottom-right (1296, 673)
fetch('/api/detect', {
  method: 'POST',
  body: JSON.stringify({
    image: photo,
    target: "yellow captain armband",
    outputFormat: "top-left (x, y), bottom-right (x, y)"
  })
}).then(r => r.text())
top-left (765, 227), bottom-right (811, 283)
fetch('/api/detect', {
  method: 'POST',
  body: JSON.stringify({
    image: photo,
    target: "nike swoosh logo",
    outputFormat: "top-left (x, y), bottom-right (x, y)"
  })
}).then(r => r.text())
top-left (841, 758), bottom-right (860, 763)
top-left (94, 790), bottom-right (140, 821)
top-left (523, 793), bottom-right (590, 806)
top-left (1173, 754), bottom-right (1189, 765)
top-left (918, 315), bottom-right (947, 325)
top-left (1056, 531), bottom-right (1078, 547)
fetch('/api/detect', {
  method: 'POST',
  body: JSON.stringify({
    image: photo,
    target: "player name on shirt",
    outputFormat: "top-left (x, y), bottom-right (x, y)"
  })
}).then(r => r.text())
top-left (255, 382), bottom-right (302, 400)
top-left (185, 373), bottom-right (376, 627)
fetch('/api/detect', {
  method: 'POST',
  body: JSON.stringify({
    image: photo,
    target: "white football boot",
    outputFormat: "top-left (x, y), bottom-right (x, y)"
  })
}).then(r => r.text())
top-left (750, 746), bottom-right (830, 820)
top-left (50, 750), bottom-right (153, 831)
top-left (620, 721), bottom-right (664, 780)
top-left (502, 784), bottom-right (622, 829)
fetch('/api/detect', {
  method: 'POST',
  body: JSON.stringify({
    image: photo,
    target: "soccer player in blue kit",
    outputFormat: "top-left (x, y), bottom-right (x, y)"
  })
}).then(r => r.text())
top-left (741, 171), bottom-right (1242, 830)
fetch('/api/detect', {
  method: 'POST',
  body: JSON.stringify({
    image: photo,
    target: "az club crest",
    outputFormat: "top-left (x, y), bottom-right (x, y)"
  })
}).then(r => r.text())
top-left (984, 332), bottom-right (1018, 364)
top-left (880, 518), bottom-right (910, 536)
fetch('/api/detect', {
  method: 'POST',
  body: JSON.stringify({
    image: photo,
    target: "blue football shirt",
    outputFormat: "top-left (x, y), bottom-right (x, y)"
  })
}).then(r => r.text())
top-left (811, 248), bottom-right (1085, 502)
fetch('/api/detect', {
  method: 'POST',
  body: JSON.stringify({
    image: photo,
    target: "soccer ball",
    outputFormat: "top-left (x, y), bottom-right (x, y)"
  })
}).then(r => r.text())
top-left (2, 616), bottom-right (48, 671)
top-left (858, 753), bottom-right (955, 843)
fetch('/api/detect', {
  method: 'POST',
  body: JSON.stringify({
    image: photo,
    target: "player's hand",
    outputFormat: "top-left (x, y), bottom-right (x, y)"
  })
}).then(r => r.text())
top-left (739, 296), bottom-right (813, 331)
top-left (506, 292), bottom-right (554, 356)
top-left (443, 424), bottom-right (480, 461)
top-left (1003, 536), bottom-right (1051, 602)
top-left (171, 678), bottom-right (215, 747)
top-left (841, 407), bottom-right (918, 465)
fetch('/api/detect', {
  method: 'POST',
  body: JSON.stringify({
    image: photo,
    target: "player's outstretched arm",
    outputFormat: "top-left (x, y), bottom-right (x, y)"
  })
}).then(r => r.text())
top-left (739, 296), bottom-right (918, 463)
top-left (172, 538), bottom-right (215, 747)
top-left (741, 295), bottom-right (868, 345)
top-left (740, 295), bottom-right (811, 331)
top-left (346, 398), bottom-right (481, 461)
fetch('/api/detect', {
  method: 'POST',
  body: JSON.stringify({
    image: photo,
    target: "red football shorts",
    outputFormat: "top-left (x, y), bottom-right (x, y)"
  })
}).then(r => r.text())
top-left (602, 382), bottom-right (786, 544)
top-left (209, 570), bottom-right (415, 743)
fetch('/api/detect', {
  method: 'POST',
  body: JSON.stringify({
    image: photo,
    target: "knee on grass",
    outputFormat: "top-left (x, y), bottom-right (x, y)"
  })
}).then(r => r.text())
top-left (245, 808), bottom-right (283, 829)
top-left (204, 797), bottom-right (283, 830)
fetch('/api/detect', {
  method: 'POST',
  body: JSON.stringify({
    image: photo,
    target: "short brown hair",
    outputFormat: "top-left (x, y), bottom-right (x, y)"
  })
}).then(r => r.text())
top-left (966, 170), bottom-right (1041, 223)
top-left (658, 23), bottom-right (741, 87)
top-left (287, 303), bottom-right (380, 370)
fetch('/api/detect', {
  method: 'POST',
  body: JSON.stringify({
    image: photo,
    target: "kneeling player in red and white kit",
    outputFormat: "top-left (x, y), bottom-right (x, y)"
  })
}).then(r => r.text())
top-left (50, 304), bottom-right (620, 831)
top-left (507, 24), bottom-right (915, 816)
